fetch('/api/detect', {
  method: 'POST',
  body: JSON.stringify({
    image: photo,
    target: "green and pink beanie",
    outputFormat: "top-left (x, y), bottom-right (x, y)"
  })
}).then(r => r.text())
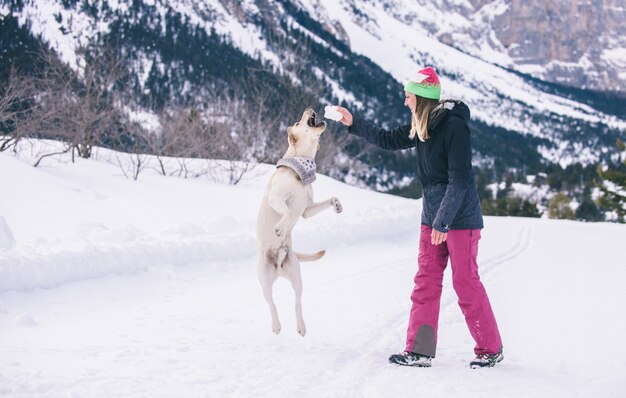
top-left (404, 66), bottom-right (441, 100)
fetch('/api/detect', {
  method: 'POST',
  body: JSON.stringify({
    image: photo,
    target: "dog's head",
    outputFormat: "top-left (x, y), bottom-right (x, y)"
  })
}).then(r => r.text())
top-left (286, 108), bottom-right (326, 158)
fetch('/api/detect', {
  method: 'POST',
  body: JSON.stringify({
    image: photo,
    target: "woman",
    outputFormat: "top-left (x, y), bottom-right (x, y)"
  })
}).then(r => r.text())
top-left (335, 66), bottom-right (503, 368)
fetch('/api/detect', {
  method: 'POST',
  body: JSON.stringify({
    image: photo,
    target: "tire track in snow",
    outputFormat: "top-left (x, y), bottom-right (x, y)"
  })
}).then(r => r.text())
top-left (480, 225), bottom-right (534, 273)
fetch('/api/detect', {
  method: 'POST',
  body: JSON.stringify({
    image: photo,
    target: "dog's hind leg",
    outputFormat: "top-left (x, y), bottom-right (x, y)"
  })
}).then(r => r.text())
top-left (258, 257), bottom-right (281, 334)
top-left (263, 282), bottom-right (281, 335)
top-left (285, 255), bottom-right (306, 336)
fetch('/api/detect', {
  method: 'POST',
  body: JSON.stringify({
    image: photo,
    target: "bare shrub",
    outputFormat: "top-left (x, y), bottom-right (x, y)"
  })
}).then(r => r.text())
top-left (5, 44), bottom-right (131, 166)
top-left (0, 68), bottom-right (40, 152)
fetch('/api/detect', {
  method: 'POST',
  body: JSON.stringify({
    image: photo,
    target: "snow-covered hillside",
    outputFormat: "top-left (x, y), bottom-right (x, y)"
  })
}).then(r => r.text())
top-left (1, 142), bottom-right (625, 397)
top-left (6, 0), bottom-right (626, 166)
top-left (296, 0), bottom-right (626, 165)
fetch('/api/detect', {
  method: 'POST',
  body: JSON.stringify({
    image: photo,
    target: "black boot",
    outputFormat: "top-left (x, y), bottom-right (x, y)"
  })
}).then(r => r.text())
top-left (388, 351), bottom-right (432, 367)
top-left (469, 347), bottom-right (504, 368)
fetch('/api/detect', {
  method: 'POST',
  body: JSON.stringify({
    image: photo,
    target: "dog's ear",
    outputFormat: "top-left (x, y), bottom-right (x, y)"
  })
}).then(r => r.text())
top-left (288, 127), bottom-right (297, 145)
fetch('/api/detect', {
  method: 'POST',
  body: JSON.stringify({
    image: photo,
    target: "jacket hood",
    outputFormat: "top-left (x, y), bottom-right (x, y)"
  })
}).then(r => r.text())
top-left (428, 100), bottom-right (470, 131)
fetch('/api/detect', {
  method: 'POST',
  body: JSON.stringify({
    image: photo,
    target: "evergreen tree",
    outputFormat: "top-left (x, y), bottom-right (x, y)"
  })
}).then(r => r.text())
top-left (575, 197), bottom-right (603, 222)
top-left (597, 139), bottom-right (626, 222)
top-left (482, 196), bottom-right (540, 218)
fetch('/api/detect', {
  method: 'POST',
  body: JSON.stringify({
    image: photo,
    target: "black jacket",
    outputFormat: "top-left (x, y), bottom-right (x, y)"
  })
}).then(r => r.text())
top-left (347, 100), bottom-right (484, 232)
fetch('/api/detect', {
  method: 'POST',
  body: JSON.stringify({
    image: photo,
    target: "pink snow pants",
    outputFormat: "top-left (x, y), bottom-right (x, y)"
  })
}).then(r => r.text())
top-left (405, 225), bottom-right (502, 357)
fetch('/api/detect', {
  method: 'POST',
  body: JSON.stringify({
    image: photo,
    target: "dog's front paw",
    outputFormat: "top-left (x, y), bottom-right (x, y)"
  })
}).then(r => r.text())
top-left (331, 197), bottom-right (343, 213)
top-left (274, 222), bottom-right (285, 236)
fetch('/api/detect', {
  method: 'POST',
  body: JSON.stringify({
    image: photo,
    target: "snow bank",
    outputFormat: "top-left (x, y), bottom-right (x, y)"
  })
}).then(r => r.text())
top-left (0, 141), bottom-right (419, 292)
top-left (0, 217), bottom-right (16, 250)
top-left (0, 204), bottom-right (416, 292)
top-left (0, 230), bottom-right (255, 292)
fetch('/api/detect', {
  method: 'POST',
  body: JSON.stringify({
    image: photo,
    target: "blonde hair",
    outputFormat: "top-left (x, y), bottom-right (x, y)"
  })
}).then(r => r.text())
top-left (409, 96), bottom-right (439, 142)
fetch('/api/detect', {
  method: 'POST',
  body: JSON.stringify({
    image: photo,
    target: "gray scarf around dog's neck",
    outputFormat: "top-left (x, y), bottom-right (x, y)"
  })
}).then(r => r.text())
top-left (277, 157), bottom-right (317, 184)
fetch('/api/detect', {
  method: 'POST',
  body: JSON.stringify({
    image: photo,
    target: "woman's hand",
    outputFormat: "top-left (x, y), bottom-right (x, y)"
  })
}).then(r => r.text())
top-left (431, 229), bottom-right (448, 245)
top-left (336, 106), bottom-right (353, 126)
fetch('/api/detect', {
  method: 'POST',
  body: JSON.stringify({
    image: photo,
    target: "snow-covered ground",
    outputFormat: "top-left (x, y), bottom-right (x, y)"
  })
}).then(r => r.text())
top-left (1, 142), bottom-right (625, 397)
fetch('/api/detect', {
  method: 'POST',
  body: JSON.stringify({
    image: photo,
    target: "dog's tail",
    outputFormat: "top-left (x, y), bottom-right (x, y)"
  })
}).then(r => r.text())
top-left (295, 250), bottom-right (326, 262)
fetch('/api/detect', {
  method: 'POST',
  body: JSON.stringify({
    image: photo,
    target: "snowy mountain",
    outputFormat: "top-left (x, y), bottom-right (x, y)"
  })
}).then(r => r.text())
top-left (2, 0), bottom-right (625, 190)
top-left (1, 142), bottom-right (625, 397)
top-left (406, 0), bottom-right (626, 95)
